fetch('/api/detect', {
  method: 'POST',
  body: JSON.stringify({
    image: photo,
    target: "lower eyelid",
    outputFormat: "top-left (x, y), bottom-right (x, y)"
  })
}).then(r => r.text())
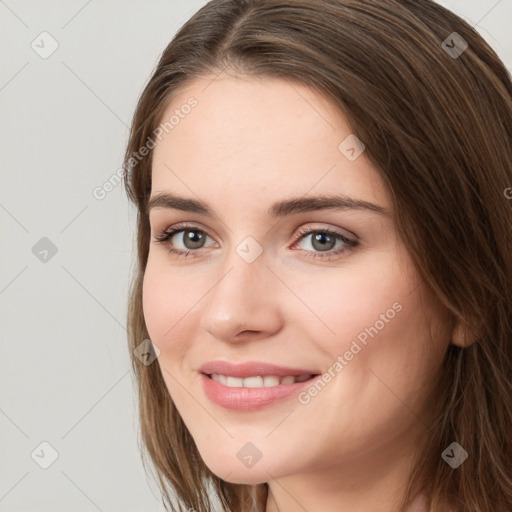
top-left (155, 226), bottom-right (357, 258)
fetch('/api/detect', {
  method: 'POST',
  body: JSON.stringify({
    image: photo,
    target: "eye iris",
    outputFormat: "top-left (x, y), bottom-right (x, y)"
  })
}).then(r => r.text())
top-left (184, 230), bottom-right (205, 249)
top-left (312, 232), bottom-right (335, 252)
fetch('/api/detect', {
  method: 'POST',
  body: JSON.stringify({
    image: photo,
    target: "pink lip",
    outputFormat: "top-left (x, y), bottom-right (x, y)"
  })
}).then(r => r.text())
top-left (198, 360), bottom-right (319, 378)
top-left (197, 360), bottom-right (320, 411)
top-left (199, 373), bottom-right (318, 411)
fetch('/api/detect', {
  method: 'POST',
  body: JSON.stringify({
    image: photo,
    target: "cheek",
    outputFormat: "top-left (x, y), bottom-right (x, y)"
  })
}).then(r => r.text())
top-left (290, 250), bottom-right (408, 346)
top-left (142, 264), bottom-right (201, 407)
top-left (142, 261), bottom-right (198, 359)
top-left (285, 260), bottom-right (443, 464)
top-left (294, 248), bottom-right (441, 395)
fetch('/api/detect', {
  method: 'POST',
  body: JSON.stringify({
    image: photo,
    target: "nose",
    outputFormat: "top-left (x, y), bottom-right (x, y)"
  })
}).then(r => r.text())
top-left (200, 253), bottom-right (283, 343)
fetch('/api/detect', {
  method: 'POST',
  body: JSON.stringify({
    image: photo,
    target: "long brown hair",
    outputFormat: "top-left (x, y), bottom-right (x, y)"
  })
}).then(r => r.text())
top-left (123, 1), bottom-right (512, 510)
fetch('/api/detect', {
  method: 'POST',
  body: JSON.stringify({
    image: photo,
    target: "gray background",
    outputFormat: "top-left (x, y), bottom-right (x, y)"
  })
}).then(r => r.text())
top-left (0, 1), bottom-right (510, 511)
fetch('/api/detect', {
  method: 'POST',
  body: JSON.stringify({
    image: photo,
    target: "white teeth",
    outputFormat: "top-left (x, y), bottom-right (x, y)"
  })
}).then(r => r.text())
top-left (243, 376), bottom-right (264, 388)
top-left (210, 373), bottom-right (313, 388)
top-left (225, 376), bottom-right (244, 387)
top-left (263, 375), bottom-right (280, 387)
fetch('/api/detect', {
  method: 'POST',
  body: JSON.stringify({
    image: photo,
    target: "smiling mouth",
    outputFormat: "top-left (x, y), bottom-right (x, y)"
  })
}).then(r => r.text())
top-left (203, 373), bottom-right (319, 388)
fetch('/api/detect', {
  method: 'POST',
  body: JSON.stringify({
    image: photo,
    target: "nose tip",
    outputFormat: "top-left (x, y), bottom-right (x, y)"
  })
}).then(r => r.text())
top-left (198, 256), bottom-right (286, 343)
top-left (203, 316), bottom-right (263, 342)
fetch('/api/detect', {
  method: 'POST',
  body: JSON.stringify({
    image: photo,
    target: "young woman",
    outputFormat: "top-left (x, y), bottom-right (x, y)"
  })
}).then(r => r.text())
top-left (123, 1), bottom-right (512, 511)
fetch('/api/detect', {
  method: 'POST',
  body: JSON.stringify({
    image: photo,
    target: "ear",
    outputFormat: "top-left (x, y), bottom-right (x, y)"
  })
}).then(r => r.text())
top-left (451, 317), bottom-right (480, 348)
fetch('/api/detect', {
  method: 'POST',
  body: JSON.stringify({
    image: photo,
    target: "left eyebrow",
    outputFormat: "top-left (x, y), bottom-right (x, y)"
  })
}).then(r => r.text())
top-left (147, 192), bottom-right (390, 218)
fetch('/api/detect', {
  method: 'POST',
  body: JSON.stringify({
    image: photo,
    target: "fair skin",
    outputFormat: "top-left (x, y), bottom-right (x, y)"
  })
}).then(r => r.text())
top-left (143, 73), bottom-right (454, 512)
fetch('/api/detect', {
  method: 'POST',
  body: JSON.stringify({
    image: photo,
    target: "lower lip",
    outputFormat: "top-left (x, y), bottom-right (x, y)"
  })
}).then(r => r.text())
top-left (199, 373), bottom-right (318, 411)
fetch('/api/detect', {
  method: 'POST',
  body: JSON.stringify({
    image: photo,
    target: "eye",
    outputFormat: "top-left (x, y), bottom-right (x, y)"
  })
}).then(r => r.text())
top-left (291, 226), bottom-right (358, 260)
top-left (153, 223), bottom-right (216, 258)
top-left (152, 223), bottom-right (359, 260)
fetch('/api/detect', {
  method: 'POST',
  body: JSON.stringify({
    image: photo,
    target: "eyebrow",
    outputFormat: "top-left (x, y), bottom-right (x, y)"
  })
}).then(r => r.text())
top-left (147, 192), bottom-right (390, 218)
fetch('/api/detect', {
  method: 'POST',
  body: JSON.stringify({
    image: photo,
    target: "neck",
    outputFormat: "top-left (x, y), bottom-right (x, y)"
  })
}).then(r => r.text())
top-left (263, 431), bottom-right (429, 512)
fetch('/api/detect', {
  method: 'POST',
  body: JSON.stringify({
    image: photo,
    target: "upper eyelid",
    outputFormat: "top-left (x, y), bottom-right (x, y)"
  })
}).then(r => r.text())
top-left (158, 222), bottom-right (357, 244)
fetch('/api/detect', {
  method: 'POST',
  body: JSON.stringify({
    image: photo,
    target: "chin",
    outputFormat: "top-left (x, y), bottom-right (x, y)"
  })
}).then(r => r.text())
top-left (201, 458), bottom-right (276, 485)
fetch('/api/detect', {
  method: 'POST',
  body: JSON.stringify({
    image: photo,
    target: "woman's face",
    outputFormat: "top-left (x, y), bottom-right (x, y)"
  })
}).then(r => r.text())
top-left (143, 74), bottom-right (450, 485)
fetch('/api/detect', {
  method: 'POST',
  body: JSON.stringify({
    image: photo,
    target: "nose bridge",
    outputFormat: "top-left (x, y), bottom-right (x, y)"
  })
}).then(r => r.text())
top-left (200, 241), bottom-right (282, 339)
top-left (209, 243), bottom-right (271, 312)
top-left (216, 231), bottom-right (269, 292)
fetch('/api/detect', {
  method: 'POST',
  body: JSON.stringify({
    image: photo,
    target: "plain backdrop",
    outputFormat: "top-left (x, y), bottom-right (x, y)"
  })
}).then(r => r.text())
top-left (0, 1), bottom-right (511, 511)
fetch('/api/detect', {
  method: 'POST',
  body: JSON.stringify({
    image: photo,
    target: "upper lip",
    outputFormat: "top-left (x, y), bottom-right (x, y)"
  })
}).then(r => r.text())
top-left (198, 360), bottom-right (320, 378)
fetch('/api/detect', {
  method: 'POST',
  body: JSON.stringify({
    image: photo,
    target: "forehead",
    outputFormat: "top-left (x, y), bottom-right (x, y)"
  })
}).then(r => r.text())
top-left (150, 75), bottom-right (389, 211)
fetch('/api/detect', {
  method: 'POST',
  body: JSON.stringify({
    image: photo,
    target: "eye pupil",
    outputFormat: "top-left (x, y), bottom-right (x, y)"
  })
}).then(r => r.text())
top-left (184, 230), bottom-right (205, 249)
top-left (312, 232), bottom-right (335, 251)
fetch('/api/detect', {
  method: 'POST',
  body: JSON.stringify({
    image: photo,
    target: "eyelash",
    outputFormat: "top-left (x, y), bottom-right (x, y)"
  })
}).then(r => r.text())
top-left (152, 222), bottom-right (359, 261)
